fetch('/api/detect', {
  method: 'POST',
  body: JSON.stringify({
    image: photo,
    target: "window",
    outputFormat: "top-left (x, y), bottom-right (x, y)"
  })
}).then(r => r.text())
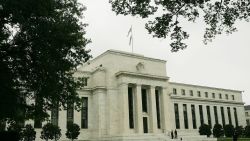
top-left (232, 95), bottom-right (235, 100)
top-left (81, 97), bottom-right (88, 128)
top-left (225, 94), bottom-right (229, 100)
top-left (191, 105), bottom-right (197, 129)
top-left (183, 104), bottom-right (188, 129)
top-left (181, 89), bottom-right (185, 95)
top-left (174, 103), bottom-right (180, 129)
top-left (67, 102), bottom-right (74, 126)
top-left (199, 105), bottom-right (204, 125)
top-left (214, 106), bottom-right (218, 124)
top-left (212, 93), bottom-right (215, 98)
top-left (206, 106), bottom-right (212, 128)
top-left (141, 88), bottom-right (148, 113)
top-left (234, 108), bottom-right (238, 127)
top-left (128, 87), bottom-right (134, 128)
top-left (219, 93), bottom-right (222, 99)
top-left (247, 119), bottom-right (250, 125)
top-left (173, 88), bottom-right (177, 95)
top-left (155, 89), bottom-right (161, 129)
top-left (221, 107), bottom-right (225, 127)
top-left (51, 103), bottom-right (59, 126)
top-left (197, 91), bottom-right (201, 97)
top-left (190, 90), bottom-right (193, 96)
top-left (205, 92), bottom-right (208, 98)
top-left (227, 107), bottom-right (232, 125)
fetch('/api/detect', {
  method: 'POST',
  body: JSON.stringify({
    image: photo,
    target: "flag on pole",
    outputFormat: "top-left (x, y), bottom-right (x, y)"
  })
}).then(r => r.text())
top-left (127, 26), bottom-right (133, 52)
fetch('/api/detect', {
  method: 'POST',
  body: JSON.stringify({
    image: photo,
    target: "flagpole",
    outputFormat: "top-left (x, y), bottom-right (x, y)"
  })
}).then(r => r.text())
top-left (127, 25), bottom-right (134, 53)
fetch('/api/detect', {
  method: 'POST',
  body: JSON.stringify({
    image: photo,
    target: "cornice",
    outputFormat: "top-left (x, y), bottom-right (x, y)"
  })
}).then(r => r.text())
top-left (170, 95), bottom-right (244, 105)
top-left (169, 82), bottom-right (242, 93)
top-left (115, 71), bottom-right (169, 81)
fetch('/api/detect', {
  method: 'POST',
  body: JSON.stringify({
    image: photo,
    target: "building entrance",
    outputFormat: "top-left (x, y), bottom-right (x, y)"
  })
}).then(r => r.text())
top-left (143, 117), bottom-right (148, 133)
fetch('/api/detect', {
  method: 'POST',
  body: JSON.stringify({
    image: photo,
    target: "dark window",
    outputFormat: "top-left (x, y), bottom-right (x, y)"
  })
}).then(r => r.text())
top-left (226, 94), bottom-right (229, 100)
top-left (128, 87), bottom-right (134, 129)
top-left (232, 95), bottom-right (235, 100)
top-left (247, 119), bottom-right (250, 125)
top-left (174, 103), bottom-right (180, 129)
top-left (227, 107), bottom-right (232, 125)
top-left (190, 90), bottom-right (193, 96)
top-left (205, 92), bottom-right (208, 98)
top-left (234, 108), bottom-right (238, 127)
top-left (183, 104), bottom-right (188, 129)
top-left (181, 89), bottom-right (185, 95)
top-left (206, 106), bottom-right (212, 127)
top-left (191, 105), bottom-right (197, 129)
top-left (214, 106), bottom-right (218, 124)
top-left (143, 117), bottom-right (148, 133)
top-left (219, 93), bottom-right (222, 99)
top-left (212, 93), bottom-right (215, 98)
top-left (141, 88), bottom-right (148, 113)
top-left (199, 105), bottom-right (204, 125)
top-left (155, 89), bottom-right (161, 129)
top-left (173, 88), bottom-right (177, 95)
top-left (197, 91), bottom-right (201, 97)
top-left (221, 107), bottom-right (225, 127)
top-left (34, 119), bottom-right (42, 128)
top-left (67, 102), bottom-right (74, 126)
top-left (81, 97), bottom-right (88, 128)
top-left (51, 103), bottom-right (59, 126)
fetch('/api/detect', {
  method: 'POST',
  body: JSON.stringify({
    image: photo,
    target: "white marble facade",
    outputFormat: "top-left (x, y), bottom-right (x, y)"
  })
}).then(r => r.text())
top-left (30, 50), bottom-right (246, 141)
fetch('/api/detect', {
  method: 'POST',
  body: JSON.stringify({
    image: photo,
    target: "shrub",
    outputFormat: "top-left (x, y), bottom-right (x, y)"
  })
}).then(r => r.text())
top-left (21, 124), bottom-right (36, 141)
top-left (224, 124), bottom-right (234, 137)
top-left (244, 125), bottom-right (250, 137)
top-left (66, 122), bottom-right (80, 141)
top-left (40, 123), bottom-right (61, 141)
top-left (199, 124), bottom-right (212, 137)
top-left (213, 124), bottom-right (224, 138)
top-left (235, 126), bottom-right (244, 137)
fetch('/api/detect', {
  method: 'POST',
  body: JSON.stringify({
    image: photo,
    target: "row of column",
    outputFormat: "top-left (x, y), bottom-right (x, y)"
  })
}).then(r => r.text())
top-left (175, 103), bottom-right (239, 129)
top-left (119, 83), bottom-right (172, 134)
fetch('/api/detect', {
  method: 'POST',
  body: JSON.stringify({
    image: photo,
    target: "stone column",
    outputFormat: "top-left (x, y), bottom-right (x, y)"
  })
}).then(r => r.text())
top-left (224, 106), bottom-right (229, 125)
top-left (161, 87), bottom-right (173, 132)
top-left (135, 84), bottom-right (143, 133)
top-left (195, 104), bottom-right (201, 128)
top-left (203, 105), bottom-right (208, 125)
top-left (74, 104), bottom-right (81, 127)
top-left (187, 103), bottom-right (193, 129)
top-left (119, 83), bottom-right (129, 134)
top-left (58, 108), bottom-right (67, 131)
top-left (179, 102), bottom-right (184, 129)
top-left (149, 86), bottom-right (157, 133)
top-left (217, 106), bottom-right (223, 125)
top-left (230, 106), bottom-right (236, 127)
top-left (210, 105), bottom-right (215, 128)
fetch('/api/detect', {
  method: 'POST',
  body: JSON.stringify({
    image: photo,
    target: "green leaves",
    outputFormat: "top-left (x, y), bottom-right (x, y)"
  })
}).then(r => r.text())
top-left (0, 0), bottom-right (91, 122)
top-left (110, 0), bottom-right (250, 52)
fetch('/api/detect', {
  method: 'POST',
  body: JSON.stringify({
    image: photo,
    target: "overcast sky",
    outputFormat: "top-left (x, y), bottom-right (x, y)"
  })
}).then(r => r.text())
top-left (80, 0), bottom-right (250, 105)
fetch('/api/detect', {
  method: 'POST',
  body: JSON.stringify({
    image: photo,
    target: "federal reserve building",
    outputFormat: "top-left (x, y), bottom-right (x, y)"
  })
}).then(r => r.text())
top-left (30, 50), bottom-right (246, 141)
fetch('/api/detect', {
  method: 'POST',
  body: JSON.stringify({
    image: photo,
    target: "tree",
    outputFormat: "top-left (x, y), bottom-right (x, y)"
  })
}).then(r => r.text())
top-left (224, 124), bottom-right (234, 137)
top-left (213, 124), bottom-right (224, 138)
top-left (0, 0), bottom-right (91, 123)
top-left (21, 124), bottom-right (36, 141)
top-left (199, 124), bottom-right (212, 137)
top-left (40, 123), bottom-right (61, 141)
top-left (65, 122), bottom-right (80, 141)
top-left (235, 126), bottom-right (244, 137)
top-left (110, 0), bottom-right (250, 52)
top-left (244, 125), bottom-right (250, 137)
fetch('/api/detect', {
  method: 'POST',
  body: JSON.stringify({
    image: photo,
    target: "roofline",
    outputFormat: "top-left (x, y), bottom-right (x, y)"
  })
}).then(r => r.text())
top-left (169, 82), bottom-right (242, 93)
top-left (86, 49), bottom-right (166, 65)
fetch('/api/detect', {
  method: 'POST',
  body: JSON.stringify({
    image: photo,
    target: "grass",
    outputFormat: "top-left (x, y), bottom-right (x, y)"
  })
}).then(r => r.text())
top-left (217, 138), bottom-right (250, 141)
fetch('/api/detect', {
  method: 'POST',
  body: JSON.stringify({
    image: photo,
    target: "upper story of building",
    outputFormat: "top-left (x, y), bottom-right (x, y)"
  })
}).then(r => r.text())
top-left (169, 82), bottom-right (244, 104)
top-left (76, 50), bottom-right (168, 89)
